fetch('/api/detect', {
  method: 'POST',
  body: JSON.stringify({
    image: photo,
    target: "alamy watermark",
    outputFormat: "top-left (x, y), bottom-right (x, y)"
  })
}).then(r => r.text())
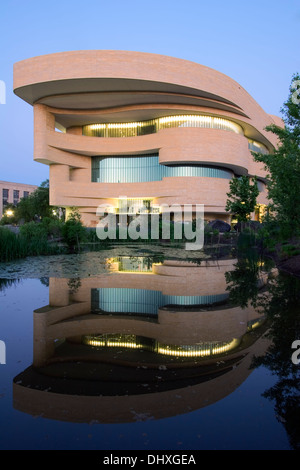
top-left (291, 340), bottom-right (300, 365)
top-left (291, 80), bottom-right (300, 105)
top-left (0, 341), bottom-right (6, 364)
top-left (0, 80), bottom-right (6, 104)
top-left (96, 200), bottom-right (204, 251)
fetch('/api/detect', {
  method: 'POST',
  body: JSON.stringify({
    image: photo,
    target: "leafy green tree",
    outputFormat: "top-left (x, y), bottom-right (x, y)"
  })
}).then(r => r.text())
top-left (61, 209), bottom-right (87, 252)
top-left (225, 250), bottom-right (261, 309)
top-left (16, 179), bottom-right (54, 222)
top-left (0, 203), bottom-right (18, 225)
top-left (252, 73), bottom-right (300, 238)
top-left (251, 272), bottom-right (300, 450)
top-left (225, 175), bottom-right (259, 225)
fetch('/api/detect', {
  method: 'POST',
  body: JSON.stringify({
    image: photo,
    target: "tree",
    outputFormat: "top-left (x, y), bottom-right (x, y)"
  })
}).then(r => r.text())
top-left (250, 272), bottom-right (300, 450)
top-left (225, 253), bottom-right (261, 309)
top-left (252, 73), bottom-right (300, 238)
top-left (16, 179), bottom-right (56, 222)
top-left (0, 203), bottom-right (18, 225)
top-left (61, 209), bottom-right (86, 252)
top-left (225, 175), bottom-right (259, 225)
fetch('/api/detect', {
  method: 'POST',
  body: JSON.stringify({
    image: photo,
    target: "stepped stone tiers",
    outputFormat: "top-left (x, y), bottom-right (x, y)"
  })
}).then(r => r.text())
top-left (14, 51), bottom-right (283, 226)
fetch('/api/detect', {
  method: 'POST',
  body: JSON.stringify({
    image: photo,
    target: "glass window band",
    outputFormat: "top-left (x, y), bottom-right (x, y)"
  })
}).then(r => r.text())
top-left (83, 114), bottom-right (243, 138)
top-left (92, 154), bottom-right (232, 183)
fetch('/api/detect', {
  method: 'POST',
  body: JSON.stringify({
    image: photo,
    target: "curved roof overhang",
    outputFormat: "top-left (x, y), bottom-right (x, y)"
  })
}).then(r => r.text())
top-left (13, 50), bottom-right (283, 150)
top-left (14, 77), bottom-right (241, 109)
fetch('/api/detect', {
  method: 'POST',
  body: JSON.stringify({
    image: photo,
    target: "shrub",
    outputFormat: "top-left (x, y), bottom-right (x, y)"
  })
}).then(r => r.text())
top-left (281, 244), bottom-right (300, 258)
top-left (61, 211), bottom-right (87, 251)
top-left (19, 221), bottom-right (48, 241)
top-left (41, 217), bottom-right (63, 238)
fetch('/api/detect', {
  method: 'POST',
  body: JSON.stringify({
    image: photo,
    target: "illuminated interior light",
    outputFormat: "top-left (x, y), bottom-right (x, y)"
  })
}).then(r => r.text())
top-left (157, 338), bottom-right (240, 357)
top-left (89, 124), bottom-right (106, 130)
top-left (105, 256), bottom-right (162, 273)
top-left (83, 335), bottom-right (241, 358)
top-left (83, 114), bottom-right (244, 137)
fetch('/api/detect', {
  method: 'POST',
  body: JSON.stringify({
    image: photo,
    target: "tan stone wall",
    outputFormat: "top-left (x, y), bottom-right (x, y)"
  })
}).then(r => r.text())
top-left (13, 51), bottom-right (281, 226)
top-left (33, 113), bottom-right (269, 226)
top-left (33, 259), bottom-right (265, 366)
top-left (15, 257), bottom-right (270, 423)
top-left (13, 50), bottom-right (283, 146)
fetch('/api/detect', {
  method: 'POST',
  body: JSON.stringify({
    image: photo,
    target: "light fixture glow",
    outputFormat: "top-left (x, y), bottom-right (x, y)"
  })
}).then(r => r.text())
top-left (83, 114), bottom-right (244, 138)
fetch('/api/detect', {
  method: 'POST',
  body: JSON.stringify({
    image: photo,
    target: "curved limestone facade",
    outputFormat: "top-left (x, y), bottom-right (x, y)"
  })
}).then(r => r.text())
top-left (13, 51), bottom-right (283, 226)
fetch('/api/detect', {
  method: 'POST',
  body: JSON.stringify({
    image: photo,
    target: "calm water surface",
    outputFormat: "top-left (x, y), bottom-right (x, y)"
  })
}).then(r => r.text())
top-left (0, 245), bottom-right (299, 450)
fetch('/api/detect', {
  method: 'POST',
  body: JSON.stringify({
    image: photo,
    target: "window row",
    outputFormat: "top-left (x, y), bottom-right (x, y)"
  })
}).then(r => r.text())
top-left (248, 139), bottom-right (269, 154)
top-left (83, 114), bottom-right (244, 138)
top-left (2, 188), bottom-right (29, 207)
top-left (91, 287), bottom-right (229, 316)
top-left (83, 332), bottom-right (239, 358)
top-left (91, 154), bottom-right (233, 183)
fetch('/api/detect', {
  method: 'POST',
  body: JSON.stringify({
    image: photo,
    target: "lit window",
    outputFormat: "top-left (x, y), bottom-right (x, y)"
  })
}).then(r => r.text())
top-left (83, 114), bottom-right (243, 138)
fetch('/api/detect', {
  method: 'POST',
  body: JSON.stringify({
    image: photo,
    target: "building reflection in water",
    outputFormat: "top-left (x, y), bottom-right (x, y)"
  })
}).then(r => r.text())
top-left (13, 256), bottom-right (270, 423)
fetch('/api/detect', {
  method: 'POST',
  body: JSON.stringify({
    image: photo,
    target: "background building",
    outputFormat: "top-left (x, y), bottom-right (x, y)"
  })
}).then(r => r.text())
top-left (0, 180), bottom-right (37, 219)
top-left (13, 51), bottom-right (283, 227)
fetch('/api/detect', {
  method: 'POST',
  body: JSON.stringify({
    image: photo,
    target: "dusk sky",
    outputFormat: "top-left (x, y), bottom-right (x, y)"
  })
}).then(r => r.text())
top-left (0, 0), bottom-right (299, 186)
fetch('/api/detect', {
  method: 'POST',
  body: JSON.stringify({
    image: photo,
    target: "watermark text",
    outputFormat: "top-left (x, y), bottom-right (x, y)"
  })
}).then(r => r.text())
top-left (0, 80), bottom-right (6, 104)
top-left (0, 340), bottom-right (6, 364)
top-left (291, 340), bottom-right (300, 365)
top-left (291, 80), bottom-right (300, 105)
top-left (96, 200), bottom-right (204, 251)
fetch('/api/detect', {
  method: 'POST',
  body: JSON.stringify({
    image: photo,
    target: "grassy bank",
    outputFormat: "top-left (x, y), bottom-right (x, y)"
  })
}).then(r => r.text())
top-left (0, 219), bottom-right (239, 263)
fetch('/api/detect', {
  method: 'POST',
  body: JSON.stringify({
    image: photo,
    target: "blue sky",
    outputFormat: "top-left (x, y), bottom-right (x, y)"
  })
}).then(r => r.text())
top-left (0, 0), bottom-right (299, 186)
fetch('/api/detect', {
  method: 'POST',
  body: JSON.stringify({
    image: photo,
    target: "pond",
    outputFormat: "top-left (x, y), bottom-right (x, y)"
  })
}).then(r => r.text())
top-left (0, 244), bottom-right (299, 451)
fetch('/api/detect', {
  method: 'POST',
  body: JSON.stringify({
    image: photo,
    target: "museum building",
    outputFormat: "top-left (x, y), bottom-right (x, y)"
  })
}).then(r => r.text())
top-left (13, 51), bottom-right (283, 227)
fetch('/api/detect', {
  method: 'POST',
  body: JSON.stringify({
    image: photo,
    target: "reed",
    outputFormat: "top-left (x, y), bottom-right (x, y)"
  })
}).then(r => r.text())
top-left (0, 227), bottom-right (60, 262)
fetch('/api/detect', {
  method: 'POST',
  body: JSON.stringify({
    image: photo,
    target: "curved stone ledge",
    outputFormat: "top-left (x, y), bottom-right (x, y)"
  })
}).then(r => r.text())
top-left (14, 51), bottom-right (283, 225)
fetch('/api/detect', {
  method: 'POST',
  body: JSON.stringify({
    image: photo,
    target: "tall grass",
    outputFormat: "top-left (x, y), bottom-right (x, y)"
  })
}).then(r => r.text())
top-left (0, 227), bottom-right (61, 263)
